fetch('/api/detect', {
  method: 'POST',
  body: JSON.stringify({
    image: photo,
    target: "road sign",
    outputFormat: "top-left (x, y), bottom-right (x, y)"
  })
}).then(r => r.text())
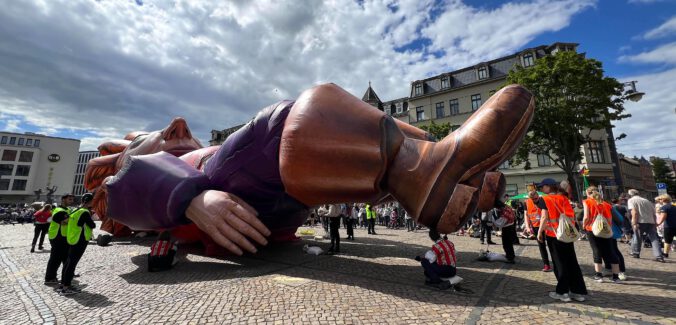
top-left (657, 183), bottom-right (667, 195)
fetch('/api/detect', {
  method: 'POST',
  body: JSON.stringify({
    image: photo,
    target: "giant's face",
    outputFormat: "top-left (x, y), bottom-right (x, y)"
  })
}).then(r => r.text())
top-left (114, 117), bottom-right (203, 170)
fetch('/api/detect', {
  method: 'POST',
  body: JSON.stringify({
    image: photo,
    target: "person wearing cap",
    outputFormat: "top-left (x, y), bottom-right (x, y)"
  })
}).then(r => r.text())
top-left (535, 178), bottom-right (587, 302)
top-left (59, 193), bottom-right (96, 295)
top-left (44, 194), bottom-right (75, 286)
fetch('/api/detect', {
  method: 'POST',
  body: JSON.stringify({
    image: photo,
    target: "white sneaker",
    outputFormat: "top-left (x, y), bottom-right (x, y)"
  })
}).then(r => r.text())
top-left (569, 293), bottom-right (586, 302)
top-left (618, 272), bottom-right (627, 281)
top-left (549, 292), bottom-right (571, 302)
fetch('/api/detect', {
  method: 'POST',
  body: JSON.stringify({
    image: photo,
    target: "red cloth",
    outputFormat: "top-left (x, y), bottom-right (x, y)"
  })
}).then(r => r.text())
top-left (432, 239), bottom-right (456, 266)
top-left (33, 210), bottom-right (52, 223)
top-left (150, 240), bottom-right (174, 257)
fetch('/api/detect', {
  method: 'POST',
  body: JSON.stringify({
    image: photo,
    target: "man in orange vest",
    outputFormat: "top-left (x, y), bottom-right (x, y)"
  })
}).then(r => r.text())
top-left (524, 190), bottom-right (552, 272)
top-left (415, 228), bottom-right (457, 290)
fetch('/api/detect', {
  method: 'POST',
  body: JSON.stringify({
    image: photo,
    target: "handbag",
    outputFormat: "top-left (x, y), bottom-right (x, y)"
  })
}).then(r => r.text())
top-left (592, 213), bottom-right (613, 238)
top-left (552, 201), bottom-right (579, 243)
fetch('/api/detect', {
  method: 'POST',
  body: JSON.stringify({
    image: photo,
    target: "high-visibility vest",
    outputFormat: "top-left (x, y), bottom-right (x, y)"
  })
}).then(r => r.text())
top-left (67, 208), bottom-right (93, 245)
top-left (543, 194), bottom-right (575, 238)
top-left (48, 207), bottom-right (70, 240)
top-left (584, 199), bottom-right (612, 232)
top-left (366, 205), bottom-right (375, 219)
top-left (526, 198), bottom-right (542, 227)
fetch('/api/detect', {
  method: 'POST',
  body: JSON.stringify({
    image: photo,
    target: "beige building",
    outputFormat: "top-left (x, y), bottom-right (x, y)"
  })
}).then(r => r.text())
top-left (0, 132), bottom-right (80, 204)
top-left (367, 42), bottom-right (618, 198)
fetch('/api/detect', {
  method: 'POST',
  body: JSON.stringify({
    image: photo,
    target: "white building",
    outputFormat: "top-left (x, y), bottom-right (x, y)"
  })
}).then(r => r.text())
top-left (72, 151), bottom-right (100, 196)
top-left (0, 132), bottom-right (80, 204)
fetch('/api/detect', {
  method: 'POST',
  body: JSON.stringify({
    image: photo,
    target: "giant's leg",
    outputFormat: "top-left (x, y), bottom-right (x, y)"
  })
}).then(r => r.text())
top-left (280, 83), bottom-right (533, 233)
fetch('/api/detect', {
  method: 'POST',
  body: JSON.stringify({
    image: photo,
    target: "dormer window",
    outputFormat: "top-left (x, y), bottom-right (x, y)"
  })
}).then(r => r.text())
top-left (440, 76), bottom-right (450, 89)
top-left (478, 66), bottom-right (488, 80)
top-left (414, 83), bottom-right (423, 96)
top-left (523, 53), bottom-right (534, 67)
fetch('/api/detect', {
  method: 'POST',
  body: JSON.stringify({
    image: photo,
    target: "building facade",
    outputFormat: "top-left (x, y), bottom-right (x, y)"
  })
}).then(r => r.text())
top-left (72, 150), bottom-right (100, 196)
top-left (209, 124), bottom-right (246, 146)
top-left (0, 132), bottom-right (80, 204)
top-left (367, 42), bottom-right (619, 198)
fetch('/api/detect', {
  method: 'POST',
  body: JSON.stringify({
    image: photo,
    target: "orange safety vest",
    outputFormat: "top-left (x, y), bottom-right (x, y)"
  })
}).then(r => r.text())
top-left (584, 199), bottom-right (613, 232)
top-left (542, 194), bottom-right (575, 238)
top-left (526, 198), bottom-right (542, 227)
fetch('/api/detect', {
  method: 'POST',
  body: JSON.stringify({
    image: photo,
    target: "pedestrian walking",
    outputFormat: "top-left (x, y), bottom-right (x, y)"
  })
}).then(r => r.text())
top-left (582, 187), bottom-right (621, 283)
top-left (59, 193), bottom-right (96, 295)
top-left (44, 194), bottom-right (75, 286)
top-left (536, 178), bottom-right (587, 302)
top-left (656, 194), bottom-right (675, 258)
top-left (627, 189), bottom-right (664, 262)
top-left (31, 204), bottom-right (52, 253)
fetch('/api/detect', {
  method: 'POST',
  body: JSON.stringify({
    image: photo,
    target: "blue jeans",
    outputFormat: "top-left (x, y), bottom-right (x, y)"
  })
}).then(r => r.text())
top-left (631, 223), bottom-right (663, 258)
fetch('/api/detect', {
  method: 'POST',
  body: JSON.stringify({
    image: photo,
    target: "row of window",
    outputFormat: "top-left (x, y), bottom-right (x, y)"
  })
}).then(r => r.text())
top-left (415, 94), bottom-right (483, 121)
top-left (0, 164), bottom-right (31, 177)
top-left (1, 150), bottom-right (34, 162)
top-left (0, 179), bottom-right (27, 191)
top-left (496, 141), bottom-right (606, 170)
top-left (0, 136), bottom-right (40, 147)
top-left (413, 53), bottom-right (535, 97)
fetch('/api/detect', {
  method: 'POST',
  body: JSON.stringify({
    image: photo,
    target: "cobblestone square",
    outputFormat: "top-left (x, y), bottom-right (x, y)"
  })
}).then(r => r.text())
top-left (1, 223), bottom-right (674, 324)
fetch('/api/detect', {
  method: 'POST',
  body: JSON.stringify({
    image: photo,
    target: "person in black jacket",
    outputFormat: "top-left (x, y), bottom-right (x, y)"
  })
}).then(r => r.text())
top-left (44, 194), bottom-right (74, 286)
top-left (59, 193), bottom-right (96, 296)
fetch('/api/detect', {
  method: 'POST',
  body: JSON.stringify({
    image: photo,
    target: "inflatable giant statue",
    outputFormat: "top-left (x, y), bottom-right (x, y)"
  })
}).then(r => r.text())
top-left (85, 83), bottom-right (533, 256)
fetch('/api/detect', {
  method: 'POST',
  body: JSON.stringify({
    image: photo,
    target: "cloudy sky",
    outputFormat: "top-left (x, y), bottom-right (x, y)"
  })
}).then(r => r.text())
top-left (0, 0), bottom-right (674, 158)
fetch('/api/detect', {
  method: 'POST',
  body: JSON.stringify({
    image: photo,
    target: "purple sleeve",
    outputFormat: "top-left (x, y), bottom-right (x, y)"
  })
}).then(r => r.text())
top-left (105, 152), bottom-right (211, 230)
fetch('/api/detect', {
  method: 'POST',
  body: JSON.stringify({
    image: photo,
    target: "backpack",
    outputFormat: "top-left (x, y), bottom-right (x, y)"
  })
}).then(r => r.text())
top-left (551, 200), bottom-right (579, 243)
top-left (592, 213), bottom-right (613, 238)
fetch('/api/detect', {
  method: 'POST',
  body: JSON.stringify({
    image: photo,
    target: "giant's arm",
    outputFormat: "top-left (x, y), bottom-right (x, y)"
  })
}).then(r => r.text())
top-left (105, 152), bottom-right (211, 230)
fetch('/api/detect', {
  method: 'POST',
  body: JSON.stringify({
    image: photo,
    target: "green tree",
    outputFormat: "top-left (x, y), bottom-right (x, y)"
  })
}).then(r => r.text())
top-left (419, 120), bottom-right (451, 140)
top-left (505, 51), bottom-right (630, 200)
top-left (651, 158), bottom-right (676, 195)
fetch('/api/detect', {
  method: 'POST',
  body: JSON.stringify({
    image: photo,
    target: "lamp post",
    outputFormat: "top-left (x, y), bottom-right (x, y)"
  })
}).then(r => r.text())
top-left (607, 80), bottom-right (645, 196)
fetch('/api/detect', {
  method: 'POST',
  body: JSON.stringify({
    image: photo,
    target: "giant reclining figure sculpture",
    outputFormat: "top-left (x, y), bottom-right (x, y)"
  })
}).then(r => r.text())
top-left (85, 83), bottom-right (533, 255)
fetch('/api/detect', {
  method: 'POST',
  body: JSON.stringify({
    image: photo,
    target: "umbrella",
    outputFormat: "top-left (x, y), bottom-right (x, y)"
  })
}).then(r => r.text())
top-left (508, 192), bottom-right (547, 200)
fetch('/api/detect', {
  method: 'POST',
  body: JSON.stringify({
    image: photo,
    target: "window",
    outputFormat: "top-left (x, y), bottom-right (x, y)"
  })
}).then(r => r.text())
top-left (18, 151), bottom-right (33, 163)
top-left (2, 150), bottom-right (17, 161)
top-left (385, 107), bottom-right (391, 115)
top-left (523, 53), bottom-right (534, 67)
top-left (505, 184), bottom-right (518, 196)
top-left (471, 94), bottom-right (482, 111)
top-left (414, 83), bottom-right (423, 96)
top-left (435, 102), bottom-right (445, 118)
top-left (33, 139), bottom-right (40, 147)
top-left (11, 179), bottom-right (27, 191)
top-left (15, 165), bottom-right (30, 176)
top-left (588, 141), bottom-right (606, 163)
top-left (396, 103), bottom-right (403, 114)
top-left (0, 179), bottom-right (9, 190)
top-left (440, 76), bottom-right (450, 89)
top-left (0, 136), bottom-right (6, 144)
top-left (416, 106), bottom-right (425, 121)
top-left (17, 138), bottom-right (24, 146)
top-left (9, 137), bottom-right (16, 145)
top-left (0, 164), bottom-right (12, 176)
top-left (537, 154), bottom-right (551, 166)
top-left (478, 66), bottom-right (488, 79)
top-left (449, 99), bottom-right (459, 115)
top-left (26, 139), bottom-right (32, 146)
top-left (498, 160), bottom-right (510, 170)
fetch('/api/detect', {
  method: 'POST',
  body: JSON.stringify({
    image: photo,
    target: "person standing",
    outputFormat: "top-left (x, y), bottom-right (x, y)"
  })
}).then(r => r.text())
top-left (656, 194), bottom-right (675, 258)
top-left (627, 189), bottom-right (664, 262)
top-left (536, 178), bottom-right (587, 302)
top-left (366, 204), bottom-right (376, 235)
top-left (44, 194), bottom-right (75, 285)
top-left (493, 200), bottom-right (517, 264)
top-left (480, 210), bottom-right (495, 245)
top-left (60, 193), bottom-right (96, 295)
top-left (347, 204), bottom-right (357, 240)
top-left (405, 209), bottom-right (414, 232)
top-left (582, 187), bottom-right (621, 283)
top-left (524, 191), bottom-right (552, 272)
top-left (318, 204), bottom-right (341, 254)
top-left (31, 204), bottom-right (52, 253)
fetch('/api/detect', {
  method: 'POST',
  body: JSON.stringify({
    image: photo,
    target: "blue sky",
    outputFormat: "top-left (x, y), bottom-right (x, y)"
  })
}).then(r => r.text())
top-left (0, 0), bottom-right (674, 157)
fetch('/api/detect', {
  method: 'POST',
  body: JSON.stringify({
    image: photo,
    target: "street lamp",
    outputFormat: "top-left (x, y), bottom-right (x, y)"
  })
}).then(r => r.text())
top-left (622, 81), bottom-right (645, 102)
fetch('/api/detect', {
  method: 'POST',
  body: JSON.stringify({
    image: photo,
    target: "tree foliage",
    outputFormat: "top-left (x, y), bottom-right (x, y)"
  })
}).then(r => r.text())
top-left (651, 158), bottom-right (676, 195)
top-left (419, 120), bottom-right (451, 140)
top-left (505, 51), bottom-right (631, 198)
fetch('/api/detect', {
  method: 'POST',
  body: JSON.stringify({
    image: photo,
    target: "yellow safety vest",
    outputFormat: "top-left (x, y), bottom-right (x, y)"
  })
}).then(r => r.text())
top-left (67, 208), bottom-right (93, 245)
top-left (48, 207), bottom-right (70, 240)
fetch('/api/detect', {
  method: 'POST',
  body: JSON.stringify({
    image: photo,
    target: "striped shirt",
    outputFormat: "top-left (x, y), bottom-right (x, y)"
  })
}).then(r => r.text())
top-left (150, 240), bottom-right (175, 257)
top-left (431, 239), bottom-right (457, 266)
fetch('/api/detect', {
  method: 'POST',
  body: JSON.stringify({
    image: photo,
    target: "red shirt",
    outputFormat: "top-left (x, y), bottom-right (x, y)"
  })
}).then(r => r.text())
top-left (33, 210), bottom-right (52, 223)
top-left (432, 239), bottom-right (457, 267)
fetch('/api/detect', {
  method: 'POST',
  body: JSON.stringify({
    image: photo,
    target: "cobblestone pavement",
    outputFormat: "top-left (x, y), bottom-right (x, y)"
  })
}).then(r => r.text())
top-left (1, 222), bottom-right (674, 325)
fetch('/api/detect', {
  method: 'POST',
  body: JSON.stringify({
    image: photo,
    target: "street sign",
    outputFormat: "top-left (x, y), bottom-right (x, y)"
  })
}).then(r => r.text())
top-left (656, 182), bottom-right (667, 195)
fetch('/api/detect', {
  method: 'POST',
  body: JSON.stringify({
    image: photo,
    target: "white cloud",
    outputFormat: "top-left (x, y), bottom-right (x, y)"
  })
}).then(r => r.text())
top-left (628, 0), bottom-right (672, 3)
top-left (642, 15), bottom-right (676, 40)
top-left (0, 0), bottom-right (595, 150)
top-left (619, 42), bottom-right (676, 64)
top-left (614, 67), bottom-right (676, 158)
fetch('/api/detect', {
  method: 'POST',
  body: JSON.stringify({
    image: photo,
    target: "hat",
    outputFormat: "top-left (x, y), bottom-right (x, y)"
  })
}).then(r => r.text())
top-left (536, 178), bottom-right (558, 187)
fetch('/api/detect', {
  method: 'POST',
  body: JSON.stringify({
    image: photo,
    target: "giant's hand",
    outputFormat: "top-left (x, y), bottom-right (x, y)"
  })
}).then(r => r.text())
top-left (186, 190), bottom-right (271, 255)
